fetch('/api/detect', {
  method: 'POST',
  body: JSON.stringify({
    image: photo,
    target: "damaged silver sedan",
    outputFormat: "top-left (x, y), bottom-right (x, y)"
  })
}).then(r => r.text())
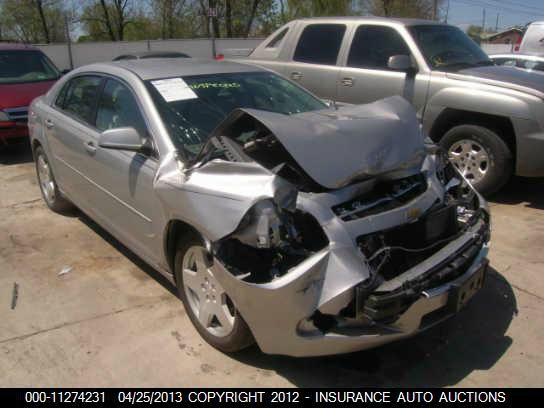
top-left (29, 59), bottom-right (490, 356)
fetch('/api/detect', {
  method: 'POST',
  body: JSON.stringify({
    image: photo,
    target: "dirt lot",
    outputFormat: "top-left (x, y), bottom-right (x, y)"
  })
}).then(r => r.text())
top-left (1, 144), bottom-right (543, 387)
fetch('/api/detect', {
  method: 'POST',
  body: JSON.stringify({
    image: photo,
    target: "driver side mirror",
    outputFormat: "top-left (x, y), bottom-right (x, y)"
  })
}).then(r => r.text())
top-left (98, 127), bottom-right (146, 152)
top-left (388, 55), bottom-right (417, 75)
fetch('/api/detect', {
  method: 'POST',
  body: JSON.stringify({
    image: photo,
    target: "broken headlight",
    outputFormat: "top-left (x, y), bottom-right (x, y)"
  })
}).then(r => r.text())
top-left (215, 200), bottom-right (328, 283)
top-left (230, 199), bottom-right (296, 249)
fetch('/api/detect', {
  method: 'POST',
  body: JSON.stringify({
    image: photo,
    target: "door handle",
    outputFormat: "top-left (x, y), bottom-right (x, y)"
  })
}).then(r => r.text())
top-left (290, 71), bottom-right (302, 81)
top-left (341, 77), bottom-right (354, 87)
top-left (45, 119), bottom-right (54, 129)
top-left (85, 141), bottom-right (97, 154)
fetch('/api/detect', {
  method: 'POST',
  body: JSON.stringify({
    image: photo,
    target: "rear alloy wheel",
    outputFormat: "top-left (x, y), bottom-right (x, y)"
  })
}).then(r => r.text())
top-left (174, 236), bottom-right (254, 352)
top-left (439, 124), bottom-right (513, 196)
top-left (34, 146), bottom-right (73, 213)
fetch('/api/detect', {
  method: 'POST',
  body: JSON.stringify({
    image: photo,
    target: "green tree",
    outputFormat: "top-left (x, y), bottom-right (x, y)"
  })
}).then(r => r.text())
top-left (466, 24), bottom-right (483, 43)
top-left (277, 0), bottom-right (353, 23)
top-left (364, 0), bottom-right (445, 20)
top-left (0, 0), bottom-right (67, 43)
top-left (80, 0), bottom-right (138, 41)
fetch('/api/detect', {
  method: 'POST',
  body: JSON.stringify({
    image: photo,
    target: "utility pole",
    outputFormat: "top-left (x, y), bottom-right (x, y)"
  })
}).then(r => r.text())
top-left (208, 0), bottom-right (217, 58)
top-left (433, 0), bottom-right (438, 20)
top-left (445, 0), bottom-right (450, 23)
top-left (482, 8), bottom-right (486, 31)
top-left (495, 13), bottom-right (500, 31)
top-left (64, 14), bottom-right (73, 70)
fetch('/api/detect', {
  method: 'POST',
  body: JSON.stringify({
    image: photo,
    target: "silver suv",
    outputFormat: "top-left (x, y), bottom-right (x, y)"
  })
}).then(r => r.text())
top-left (241, 17), bottom-right (544, 195)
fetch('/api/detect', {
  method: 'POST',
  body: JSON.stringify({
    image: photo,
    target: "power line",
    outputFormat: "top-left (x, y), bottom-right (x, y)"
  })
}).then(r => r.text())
top-left (486, 0), bottom-right (544, 14)
top-left (451, 0), bottom-right (544, 18)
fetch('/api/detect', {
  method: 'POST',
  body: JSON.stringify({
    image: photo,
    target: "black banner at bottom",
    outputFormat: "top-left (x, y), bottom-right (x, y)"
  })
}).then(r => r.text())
top-left (2, 388), bottom-right (541, 405)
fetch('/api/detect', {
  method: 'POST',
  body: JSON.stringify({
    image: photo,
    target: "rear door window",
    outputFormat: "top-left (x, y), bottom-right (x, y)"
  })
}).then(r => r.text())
top-left (347, 25), bottom-right (411, 70)
top-left (293, 24), bottom-right (346, 65)
top-left (61, 75), bottom-right (103, 126)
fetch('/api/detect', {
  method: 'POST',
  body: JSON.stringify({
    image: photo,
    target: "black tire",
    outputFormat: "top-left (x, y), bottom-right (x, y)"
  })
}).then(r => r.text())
top-left (174, 234), bottom-right (254, 353)
top-left (34, 145), bottom-right (73, 213)
top-left (439, 124), bottom-right (513, 196)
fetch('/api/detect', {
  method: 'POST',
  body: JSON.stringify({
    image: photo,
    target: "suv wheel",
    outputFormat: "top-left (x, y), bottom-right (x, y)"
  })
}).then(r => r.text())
top-left (174, 235), bottom-right (254, 353)
top-left (34, 146), bottom-right (73, 213)
top-left (439, 124), bottom-right (513, 196)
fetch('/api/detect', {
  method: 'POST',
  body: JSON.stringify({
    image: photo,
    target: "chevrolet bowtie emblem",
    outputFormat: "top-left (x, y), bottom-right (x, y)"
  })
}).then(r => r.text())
top-left (407, 207), bottom-right (421, 221)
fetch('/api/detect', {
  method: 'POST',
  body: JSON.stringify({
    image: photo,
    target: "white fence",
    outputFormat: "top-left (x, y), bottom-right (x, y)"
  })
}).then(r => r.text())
top-left (34, 38), bottom-right (265, 70)
top-left (481, 43), bottom-right (515, 55)
top-left (36, 37), bottom-right (514, 70)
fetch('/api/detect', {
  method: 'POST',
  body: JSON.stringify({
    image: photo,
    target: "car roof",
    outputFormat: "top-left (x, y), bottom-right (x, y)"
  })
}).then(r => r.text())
top-left (295, 16), bottom-right (445, 26)
top-left (84, 58), bottom-right (261, 80)
top-left (0, 42), bottom-right (39, 51)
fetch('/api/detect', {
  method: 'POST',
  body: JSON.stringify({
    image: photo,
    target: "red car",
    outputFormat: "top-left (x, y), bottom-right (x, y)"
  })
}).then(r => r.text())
top-left (0, 44), bottom-right (61, 145)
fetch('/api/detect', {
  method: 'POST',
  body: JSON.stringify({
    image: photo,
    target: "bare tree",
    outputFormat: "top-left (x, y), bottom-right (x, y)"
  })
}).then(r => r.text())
top-left (369, 0), bottom-right (443, 20)
top-left (112, 0), bottom-right (131, 40)
top-left (35, 0), bottom-right (50, 43)
top-left (98, 0), bottom-right (116, 40)
top-left (225, 0), bottom-right (232, 37)
top-left (0, 0), bottom-right (66, 43)
top-left (244, 0), bottom-right (261, 37)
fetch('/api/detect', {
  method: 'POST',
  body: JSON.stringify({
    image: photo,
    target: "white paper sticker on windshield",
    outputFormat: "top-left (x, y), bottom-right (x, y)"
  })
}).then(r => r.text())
top-left (151, 78), bottom-right (197, 102)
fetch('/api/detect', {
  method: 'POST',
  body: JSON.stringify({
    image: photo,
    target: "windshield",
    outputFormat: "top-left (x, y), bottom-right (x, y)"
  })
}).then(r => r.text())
top-left (0, 50), bottom-right (60, 84)
top-left (146, 71), bottom-right (327, 157)
top-left (408, 25), bottom-right (492, 70)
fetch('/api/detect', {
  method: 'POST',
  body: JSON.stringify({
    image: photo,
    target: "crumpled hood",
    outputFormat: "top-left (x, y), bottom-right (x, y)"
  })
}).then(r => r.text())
top-left (238, 96), bottom-right (426, 189)
top-left (448, 65), bottom-right (544, 97)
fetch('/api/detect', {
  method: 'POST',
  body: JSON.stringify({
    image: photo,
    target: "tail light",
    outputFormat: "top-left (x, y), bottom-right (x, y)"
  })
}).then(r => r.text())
top-left (514, 35), bottom-right (522, 53)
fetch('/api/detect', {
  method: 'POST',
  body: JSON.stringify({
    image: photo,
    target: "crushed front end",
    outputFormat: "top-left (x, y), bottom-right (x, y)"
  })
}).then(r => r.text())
top-left (181, 99), bottom-right (490, 356)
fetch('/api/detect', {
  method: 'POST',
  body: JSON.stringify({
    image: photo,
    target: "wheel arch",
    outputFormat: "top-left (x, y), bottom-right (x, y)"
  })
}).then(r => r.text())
top-left (31, 139), bottom-right (42, 156)
top-left (163, 219), bottom-right (206, 280)
top-left (428, 108), bottom-right (516, 160)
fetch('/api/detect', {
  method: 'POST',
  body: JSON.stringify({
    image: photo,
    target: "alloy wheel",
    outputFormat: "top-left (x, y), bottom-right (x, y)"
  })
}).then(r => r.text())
top-left (37, 153), bottom-right (56, 204)
top-left (182, 246), bottom-right (236, 337)
top-left (448, 139), bottom-right (489, 184)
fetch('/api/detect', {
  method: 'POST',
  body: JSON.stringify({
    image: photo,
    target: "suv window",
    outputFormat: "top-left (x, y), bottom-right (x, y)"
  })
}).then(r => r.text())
top-left (266, 28), bottom-right (288, 48)
top-left (61, 76), bottom-right (102, 125)
top-left (294, 24), bottom-right (346, 65)
top-left (96, 79), bottom-right (147, 137)
top-left (347, 25), bottom-right (411, 70)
